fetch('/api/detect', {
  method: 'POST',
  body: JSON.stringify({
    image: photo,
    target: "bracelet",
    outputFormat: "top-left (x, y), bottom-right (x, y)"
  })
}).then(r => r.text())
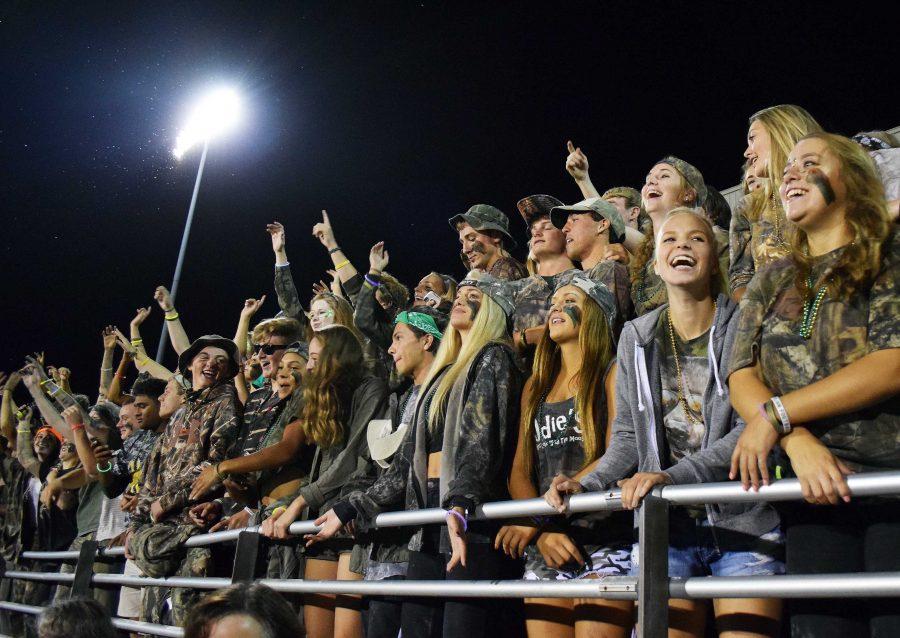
top-left (334, 259), bottom-right (351, 270)
top-left (215, 462), bottom-right (227, 481)
top-left (770, 396), bottom-right (792, 434)
top-left (39, 379), bottom-right (51, 387)
top-left (136, 356), bottom-right (149, 365)
top-left (364, 274), bottom-right (381, 288)
top-left (71, 423), bottom-right (85, 433)
top-left (275, 261), bottom-right (290, 269)
top-left (165, 312), bottom-right (180, 321)
top-left (131, 339), bottom-right (143, 346)
top-left (96, 461), bottom-right (113, 474)
top-left (243, 506), bottom-right (256, 516)
top-left (445, 509), bottom-right (468, 533)
top-left (520, 329), bottom-right (529, 347)
top-left (101, 367), bottom-right (114, 372)
top-left (271, 506), bottom-right (287, 518)
top-left (17, 427), bottom-right (30, 435)
top-left (328, 246), bottom-right (342, 255)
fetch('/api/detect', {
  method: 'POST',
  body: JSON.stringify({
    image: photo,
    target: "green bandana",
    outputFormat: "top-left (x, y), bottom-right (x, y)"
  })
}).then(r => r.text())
top-left (395, 311), bottom-right (443, 340)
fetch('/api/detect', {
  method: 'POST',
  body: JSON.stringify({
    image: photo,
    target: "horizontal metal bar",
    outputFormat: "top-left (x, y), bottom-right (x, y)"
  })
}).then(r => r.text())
top-left (3, 570), bottom-right (74, 583)
top-left (671, 572), bottom-right (900, 599)
top-left (92, 573), bottom-right (231, 590)
top-left (659, 471), bottom-right (900, 505)
top-left (20, 550), bottom-right (79, 561)
top-left (101, 546), bottom-right (126, 557)
top-left (258, 577), bottom-right (638, 600)
top-left (0, 601), bottom-right (182, 637)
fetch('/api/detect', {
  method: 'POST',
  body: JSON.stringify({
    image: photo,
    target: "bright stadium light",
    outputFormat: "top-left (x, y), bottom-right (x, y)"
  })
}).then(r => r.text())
top-left (156, 86), bottom-right (243, 362)
top-left (172, 87), bottom-right (241, 159)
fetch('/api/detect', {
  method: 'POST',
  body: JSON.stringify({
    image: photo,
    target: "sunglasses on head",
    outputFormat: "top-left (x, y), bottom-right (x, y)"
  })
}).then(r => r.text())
top-left (255, 343), bottom-right (288, 355)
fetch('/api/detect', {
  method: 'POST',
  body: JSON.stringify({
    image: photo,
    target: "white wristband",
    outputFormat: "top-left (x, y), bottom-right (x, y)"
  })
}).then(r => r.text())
top-left (770, 396), bottom-right (791, 434)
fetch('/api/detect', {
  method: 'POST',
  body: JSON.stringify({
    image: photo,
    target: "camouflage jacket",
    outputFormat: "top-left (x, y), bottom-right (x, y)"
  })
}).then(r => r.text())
top-left (273, 264), bottom-right (312, 331)
top-left (729, 193), bottom-right (791, 292)
top-left (0, 453), bottom-right (29, 560)
top-left (585, 260), bottom-right (634, 338)
top-left (132, 383), bottom-right (242, 526)
top-left (487, 255), bottom-right (529, 281)
top-left (729, 229), bottom-right (900, 472)
top-left (343, 342), bottom-right (522, 551)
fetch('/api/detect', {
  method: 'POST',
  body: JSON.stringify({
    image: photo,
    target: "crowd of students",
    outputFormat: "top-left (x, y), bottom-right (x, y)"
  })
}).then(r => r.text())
top-left (1, 104), bottom-right (898, 638)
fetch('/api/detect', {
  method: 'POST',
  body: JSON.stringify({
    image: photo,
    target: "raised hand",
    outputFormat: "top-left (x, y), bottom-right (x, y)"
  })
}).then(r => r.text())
top-left (312, 280), bottom-right (330, 296)
top-left (369, 241), bottom-right (390, 273)
top-left (131, 307), bottom-right (152, 328)
top-left (154, 286), bottom-right (174, 312)
top-left (311, 210), bottom-right (338, 250)
top-left (266, 221), bottom-right (286, 253)
top-left (114, 328), bottom-right (137, 356)
top-left (102, 326), bottom-right (118, 350)
top-left (3, 370), bottom-right (21, 393)
top-left (327, 269), bottom-right (342, 298)
top-left (240, 295), bottom-right (267, 319)
top-left (16, 405), bottom-right (33, 425)
top-left (565, 140), bottom-right (590, 181)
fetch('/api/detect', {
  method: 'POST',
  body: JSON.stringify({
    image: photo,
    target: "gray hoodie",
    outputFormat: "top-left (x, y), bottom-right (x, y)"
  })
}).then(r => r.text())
top-left (580, 294), bottom-right (779, 536)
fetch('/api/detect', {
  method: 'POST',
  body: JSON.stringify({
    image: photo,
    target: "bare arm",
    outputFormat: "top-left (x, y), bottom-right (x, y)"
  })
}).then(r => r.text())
top-left (311, 210), bottom-right (360, 285)
top-left (106, 349), bottom-right (133, 405)
top-left (116, 328), bottom-right (173, 380)
top-left (99, 326), bottom-right (118, 400)
top-left (15, 412), bottom-right (42, 478)
top-left (154, 286), bottom-right (191, 355)
top-left (222, 420), bottom-right (306, 475)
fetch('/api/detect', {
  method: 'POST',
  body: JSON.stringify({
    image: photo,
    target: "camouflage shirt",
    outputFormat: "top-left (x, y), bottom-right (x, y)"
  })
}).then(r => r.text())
top-left (133, 383), bottom-right (242, 526)
top-left (585, 260), bottom-right (633, 338)
top-left (486, 255), bottom-right (528, 282)
top-left (508, 270), bottom-right (577, 334)
top-left (729, 229), bottom-right (900, 472)
top-left (273, 264), bottom-right (312, 331)
top-left (729, 193), bottom-right (791, 292)
top-left (108, 427), bottom-right (162, 498)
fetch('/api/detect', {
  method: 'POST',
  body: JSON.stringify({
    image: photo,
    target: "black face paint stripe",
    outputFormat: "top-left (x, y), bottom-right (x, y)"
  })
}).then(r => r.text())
top-left (466, 299), bottom-right (481, 318)
top-left (563, 305), bottom-right (582, 326)
top-left (469, 240), bottom-right (487, 255)
top-left (807, 168), bottom-right (836, 205)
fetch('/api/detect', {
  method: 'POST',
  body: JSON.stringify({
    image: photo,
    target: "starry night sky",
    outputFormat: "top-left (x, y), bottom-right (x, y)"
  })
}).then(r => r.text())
top-left (1, 2), bottom-right (897, 390)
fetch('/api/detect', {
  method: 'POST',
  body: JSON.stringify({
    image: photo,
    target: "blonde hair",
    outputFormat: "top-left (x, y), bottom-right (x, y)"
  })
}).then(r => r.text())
top-left (521, 290), bottom-right (614, 477)
top-left (251, 316), bottom-right (303, 345)
top-left (745, 105), bottom-right (822, 222)
top-left (423, 288), bottom-right (510, 430)
top-left (308, 293), bottom-right (363, 342)
top-left (789, 133), bottom-right (891, 301)
top-left (654, 207), bottom-right (727, 299)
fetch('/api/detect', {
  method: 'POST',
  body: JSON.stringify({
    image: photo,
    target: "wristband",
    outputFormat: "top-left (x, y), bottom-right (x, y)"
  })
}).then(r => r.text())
top-left (445, 509), bottom-right (468, 533)
top-left (131, 339), bottom-right (143, 346)
top-left (165, 312), bottom-right (180, 321)
top-left (328, 246), bottom-right (342, 255)
top-left (96, 461), bottom-right (113, 474)
top-left (520, 330), bottom-right (529, 347)
top-left (17, 427), bottom-right (30, 435)
top-left (271, 506), bottom-right (287, 518)
top-left (71, 423), bottom-right (85, 433)
top-left (243, 506), bottom-right (256, 516)
top-left (101, 367), bottom-right (114, 372)
top-left (364, 274), bottom-right (381, 288)
top-left (335, 259), bottom-right (351, 270)
top-left (39, 379), bottom-right (51, 387)
top-left (275, 261), bottom-right (290, 269)
top-left (770, 396), bottom-right (791, 434)
top-left (215, 462), bottom-right (227, 481)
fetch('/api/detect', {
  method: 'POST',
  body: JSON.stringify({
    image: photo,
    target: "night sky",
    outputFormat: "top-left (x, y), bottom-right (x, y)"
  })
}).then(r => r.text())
top-left (1, 2), bottom-right (897, 389)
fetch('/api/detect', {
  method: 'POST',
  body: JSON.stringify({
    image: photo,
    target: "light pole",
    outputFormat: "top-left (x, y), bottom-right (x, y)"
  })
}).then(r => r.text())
top-left (156, 88), bottom-right (241, 363)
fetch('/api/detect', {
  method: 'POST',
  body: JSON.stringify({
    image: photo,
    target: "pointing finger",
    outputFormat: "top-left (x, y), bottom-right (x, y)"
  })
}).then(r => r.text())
top-left (566, 140), bottom-right (575, 153)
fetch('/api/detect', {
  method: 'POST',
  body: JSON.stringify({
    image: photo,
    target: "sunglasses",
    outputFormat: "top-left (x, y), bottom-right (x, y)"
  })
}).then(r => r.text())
top-left (255, 343), bottom-right (289, 355)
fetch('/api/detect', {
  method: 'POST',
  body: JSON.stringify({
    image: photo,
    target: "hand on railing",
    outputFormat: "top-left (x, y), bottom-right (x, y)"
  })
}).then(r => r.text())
top-left (544, 473), bottom-right (584, 513)
top-left (210, 508), bottom-right (252, 533)
top-left (617, 472), bottom-right (672, 510)
top-left (304, 509), bottom-right (350, 548)
top-left (445, 508), bottom-right (467, 571)
top-left (189, 502), bottom-right (223, 528)
top-left (260, 495), bottom-right (306, 540)
top-left (780, 429), bottom-right (853, 505)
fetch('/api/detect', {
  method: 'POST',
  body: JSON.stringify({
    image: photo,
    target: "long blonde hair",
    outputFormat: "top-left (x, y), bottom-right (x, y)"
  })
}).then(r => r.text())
top-left (788, 133), bottom-right (891, 301)
top-left (521, 292), bottom-right (614, 477)
top-left (423, 289), bottom-right (510, 430)
top-left (745, 105), bottom-right (822, 222)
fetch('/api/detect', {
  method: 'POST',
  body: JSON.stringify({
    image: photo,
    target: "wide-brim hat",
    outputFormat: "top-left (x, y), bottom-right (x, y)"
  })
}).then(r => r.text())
top-left (177, 335), bottom-right (241, 380)
top-left (516, 194), bottom-right (564, 228)
top-left (448, 204), bottom-right (518, 249)
top-left (550, 197), bottom-right (626, 245)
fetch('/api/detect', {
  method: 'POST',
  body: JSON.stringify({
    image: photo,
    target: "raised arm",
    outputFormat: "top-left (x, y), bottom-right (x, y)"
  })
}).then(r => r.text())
top-left (14, 407), bottom-right (43, 478)
top-left (233, 296), bottom-right (267, 358)
top-left (1, 371), bottom-right (20, 444)
top-left (99, 326), bottom-right (118, 400)
top-left (106, 348), bottom-right (133, 405)
top-left (115, 327), bottom-right (172, 381)
top-left (312, 210), bottom-right (361, 286)
top-left (565, 140), bottom-right (601, 200)
top-left (154, 286), bottom-right (191, 355)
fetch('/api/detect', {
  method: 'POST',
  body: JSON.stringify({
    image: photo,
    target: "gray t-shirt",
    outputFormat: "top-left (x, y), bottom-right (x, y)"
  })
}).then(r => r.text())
top-left (533, 396), bottom-right (582, 494)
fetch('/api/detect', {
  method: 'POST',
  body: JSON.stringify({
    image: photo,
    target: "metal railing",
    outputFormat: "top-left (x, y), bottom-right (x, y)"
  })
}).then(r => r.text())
top-left (3, 471), bottom-right (900, 638)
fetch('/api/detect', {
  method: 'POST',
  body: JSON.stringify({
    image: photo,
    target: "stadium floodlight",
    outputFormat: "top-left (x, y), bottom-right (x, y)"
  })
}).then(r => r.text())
top-left (172, 87), bottom-right (241, 160)
top-left (156, 86), bottom-right (243, 363)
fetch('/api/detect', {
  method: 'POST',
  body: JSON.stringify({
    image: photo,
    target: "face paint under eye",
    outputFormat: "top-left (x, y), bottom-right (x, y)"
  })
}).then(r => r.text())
top-left (466, 298), bottom-right (481, 318)
top-left (468, 240), bottom-right (487, 255)
top-left (563, 305), bottom-right (582, 326)
top-left (806, 168), bottom-right (836, 205)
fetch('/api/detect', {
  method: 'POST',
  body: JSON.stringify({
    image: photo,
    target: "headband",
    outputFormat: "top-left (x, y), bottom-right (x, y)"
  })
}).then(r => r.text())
top-left (395, 311), bottom-right (443, 341)
top-left (36, 426), bottom-right (64, 444)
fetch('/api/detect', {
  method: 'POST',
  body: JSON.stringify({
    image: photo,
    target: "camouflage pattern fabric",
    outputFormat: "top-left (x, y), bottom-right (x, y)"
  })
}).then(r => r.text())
top-left (507, 271), bottom-right (577, 334)
top-left (585, 260), bottom-right (633, 338)
top-left (486, 255), bottom-right (528, 282)
top-left (729, 193), bottom-right (791, 291)
top-left (140, 544), bottom-right (211, 625)
top-left (132, 383), bottom-right (242, 527)
top-left (729, 229), bottom-right (900, 472)
top-left (273, 263), bottom-right (312, 330)
top-left (108, 427), bottom-right (161, 499)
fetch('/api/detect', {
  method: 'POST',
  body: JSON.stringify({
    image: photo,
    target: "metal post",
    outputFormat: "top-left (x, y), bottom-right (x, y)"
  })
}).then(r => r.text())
top-left (156, 139), bottom-right (209, 363)
top-left (637, 494), bottom-right (669, 638)
top-left (70, 540), bottom-right (99, 598)
top-left (230, 531), bottom-right (260, 583)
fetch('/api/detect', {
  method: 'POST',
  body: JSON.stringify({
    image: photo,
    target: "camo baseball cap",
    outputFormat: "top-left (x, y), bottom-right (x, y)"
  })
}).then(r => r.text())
top-left (657, 156), bottom-right (708, 207)
top-left (516, 194), bottom-right (564, 228)
top-left (458, 271), bottom-right (516, 318)
top-left (549, 197), bottom-right (626, 245)
top-left (449, 204), bottom-right (517, 249)
top-left (554, 272), bottom-right (618, 332)
top-left (601, 186), bottom-right (642, 209)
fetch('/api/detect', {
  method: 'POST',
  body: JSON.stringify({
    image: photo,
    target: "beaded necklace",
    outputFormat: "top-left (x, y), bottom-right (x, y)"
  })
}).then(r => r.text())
top-left (798, 276), bottom-right (827, 339)
top-left (665, 302), bottom-right (715, 427)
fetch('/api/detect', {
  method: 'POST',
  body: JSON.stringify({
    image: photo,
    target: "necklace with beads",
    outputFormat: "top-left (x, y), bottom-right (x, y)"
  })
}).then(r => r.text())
top-left (798, 276), bottom-right (827, 339)
top-left (666, 302), bottom-right (715, 427)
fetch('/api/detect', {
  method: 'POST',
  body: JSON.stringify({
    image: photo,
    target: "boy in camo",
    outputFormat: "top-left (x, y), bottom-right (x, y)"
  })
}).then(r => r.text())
top-left (449, 204), bottom-right (528, 281)
top-left (128, 335), bottom-right (242, 625)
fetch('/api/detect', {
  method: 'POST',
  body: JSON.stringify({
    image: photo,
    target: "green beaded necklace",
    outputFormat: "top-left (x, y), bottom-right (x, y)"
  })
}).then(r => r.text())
top-left (798, 276), bottom-right (827, 340)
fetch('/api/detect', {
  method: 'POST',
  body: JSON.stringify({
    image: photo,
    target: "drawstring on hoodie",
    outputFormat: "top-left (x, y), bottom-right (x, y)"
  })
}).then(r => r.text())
top-left (708, 320), bottom-right (724, 397)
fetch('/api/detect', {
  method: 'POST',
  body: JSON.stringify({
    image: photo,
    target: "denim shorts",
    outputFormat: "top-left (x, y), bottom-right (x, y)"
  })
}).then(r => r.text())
top-left (630, 511), bottom-right (785, 578)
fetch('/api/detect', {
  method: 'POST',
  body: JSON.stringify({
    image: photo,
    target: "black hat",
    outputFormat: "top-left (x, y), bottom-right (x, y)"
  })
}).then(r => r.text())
top-left (177, 335), bottom-right (241, 380)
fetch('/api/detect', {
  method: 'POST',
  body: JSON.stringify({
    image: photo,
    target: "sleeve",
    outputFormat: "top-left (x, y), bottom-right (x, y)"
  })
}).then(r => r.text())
top-left (341, 273), bottom-right (364, 307)
top-left (726, 270), bottom-right (770, 377)
top-left (101, 447), bottom-right (131, 498)
top-left (729, 195), bottom-right (755, 292)
top-left (132, 435), bottom-right (164, 526)
top-left (274, 264), bottom-right (310, 333)
top-left (491, 257), bottom-right (528, 282)
top-left (592, 262), bottom-right (634, 336)
top-left (353, 279), bottom-right (395, 352)
top-left (157, 396), bottom-right (242, 514)
top-left (581, 326), bottom-right (640, 491)
top-left (298, 377), bottom-right (390, 510)
top-left (442, 346), bottom-right (521, 511)
top-left (867, 231), bottom-right (900, 352)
